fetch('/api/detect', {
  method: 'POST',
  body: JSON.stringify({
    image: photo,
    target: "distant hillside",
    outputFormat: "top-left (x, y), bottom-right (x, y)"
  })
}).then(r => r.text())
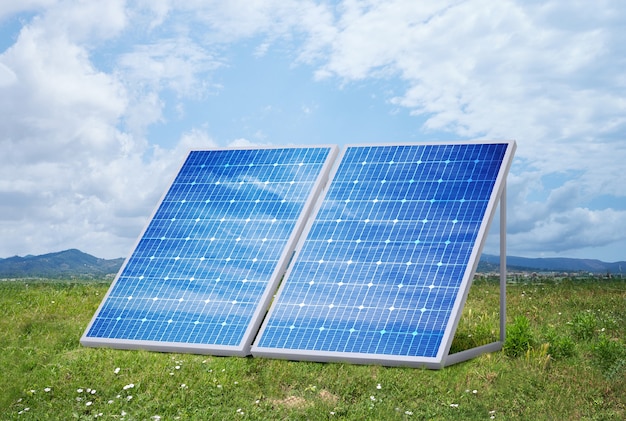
top-left (1, 249), bottom-right (624, 279)
top-left (0, 249), bottom-right (123, 279)
top-left (479, 254), bottom-right (626, 274)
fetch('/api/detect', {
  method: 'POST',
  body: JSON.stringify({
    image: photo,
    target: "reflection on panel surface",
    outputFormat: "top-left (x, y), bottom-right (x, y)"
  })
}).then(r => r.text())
top-left (252, 142), bottom-right (515, 366)
top-left (81, 147), bottom-right (335, 354)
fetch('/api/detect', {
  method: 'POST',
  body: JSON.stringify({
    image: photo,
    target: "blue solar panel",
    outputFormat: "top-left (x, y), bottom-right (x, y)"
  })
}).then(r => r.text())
top-left (81, 146), bottom-right (337, 355)
top-left (251, 141), bottom-right (515, 367)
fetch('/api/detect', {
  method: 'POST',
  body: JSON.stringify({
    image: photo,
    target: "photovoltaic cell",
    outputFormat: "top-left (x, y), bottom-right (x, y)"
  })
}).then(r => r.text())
top-left (81, 146), bottom-right (336, 355)
top-left (251, 141), bottom-right (515, 367)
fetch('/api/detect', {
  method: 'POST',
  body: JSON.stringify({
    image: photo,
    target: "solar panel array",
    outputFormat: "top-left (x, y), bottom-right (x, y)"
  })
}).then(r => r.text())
top-left (83, 141), bottom-right (515, 367)
top-left (81, 146), bottom-right (337, 355)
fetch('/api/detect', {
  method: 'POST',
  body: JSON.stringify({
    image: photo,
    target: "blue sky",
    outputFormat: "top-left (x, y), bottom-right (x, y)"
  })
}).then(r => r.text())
top-left (0, 1), bottom-right (625, 262)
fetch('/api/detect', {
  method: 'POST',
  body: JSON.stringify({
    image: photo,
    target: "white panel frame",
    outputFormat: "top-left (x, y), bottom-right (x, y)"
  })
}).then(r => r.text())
top-left (251, 140), bottom-right (516, 368)
top-left (81, 145), bottom-right (339, 356)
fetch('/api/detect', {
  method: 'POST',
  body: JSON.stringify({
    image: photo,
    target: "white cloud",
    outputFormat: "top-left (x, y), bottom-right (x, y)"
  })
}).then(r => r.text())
top-left (41, 0), bottom-right (127, 42)
top-left (0, 24), bottom-right (127, 163)
top-left (117, 38), bottom-right (221, 98)
top-left (297, 0), bottom-right (626, 259)
top-left (509, 207), bottom-right (626, 255)
top-left (0, 0), bottom-right (56, 22)
top-left (0, 0), bottom-right (625, 261)
top-left (181, 0), bottom-right (314, 41)
top-left (0, 3), bottom-right (211, 258)
top-left (0, 62), bottom-right (17, 87)
top-left (305, 1), bottom-right (625, 157)
top-left (132, 0), bottom-right (173, 30)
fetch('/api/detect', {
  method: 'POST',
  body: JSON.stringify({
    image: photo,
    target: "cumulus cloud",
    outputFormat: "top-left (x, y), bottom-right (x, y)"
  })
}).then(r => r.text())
top-left (0, 0), bottom-right (56, 22)
top-left (0, 62), bottom-right (17, 87)
top-left (0, 2), bottom-right (217, 258)
top-left (37, 0), bottom-right (127, 42)
top-left (509, 207), bottom-right (626, 255)
top-left (0, 0), bottom-right (625, 261)
top-left (297, 0), bottom-right (626, 259)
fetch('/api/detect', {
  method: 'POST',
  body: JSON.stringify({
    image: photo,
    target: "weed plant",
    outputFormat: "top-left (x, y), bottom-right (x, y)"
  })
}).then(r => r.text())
top-left (504, 315), bottom-right (534, 357)
top-left (1, 278), bottom-right (625, 420)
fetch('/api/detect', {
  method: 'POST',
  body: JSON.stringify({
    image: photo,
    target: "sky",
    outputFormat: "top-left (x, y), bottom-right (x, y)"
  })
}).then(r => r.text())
top-left (0, 0), bottom-right (625, 263)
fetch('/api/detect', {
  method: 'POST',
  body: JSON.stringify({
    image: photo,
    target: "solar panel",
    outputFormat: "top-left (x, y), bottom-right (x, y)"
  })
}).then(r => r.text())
top-left (81, 146), bottom-right (338, 355)
top-left (251, 141), bottom-right (515, 368)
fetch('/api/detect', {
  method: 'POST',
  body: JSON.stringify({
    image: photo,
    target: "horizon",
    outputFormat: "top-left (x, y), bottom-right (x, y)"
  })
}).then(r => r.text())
top-left (1, 2), bottom-right (625, 262)
top-left (2, 248), bottom-right (625, 265)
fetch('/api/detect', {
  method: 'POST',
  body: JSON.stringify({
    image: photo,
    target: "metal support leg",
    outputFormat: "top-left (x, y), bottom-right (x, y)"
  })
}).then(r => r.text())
top-left (499, 183), bottom-right (507, 343)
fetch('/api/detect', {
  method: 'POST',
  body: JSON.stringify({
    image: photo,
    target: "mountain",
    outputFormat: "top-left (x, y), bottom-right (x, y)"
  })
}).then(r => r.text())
top-left (0, 249), bottom-right (124, 279)
top-left (479, 254), bottom-right (626, 274)
top-left (1, 249), bottom-right (624, 279)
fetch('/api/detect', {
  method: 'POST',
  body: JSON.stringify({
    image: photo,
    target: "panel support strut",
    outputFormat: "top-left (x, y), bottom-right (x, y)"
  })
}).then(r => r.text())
top-left (499, 182), bottom-right (507, 343)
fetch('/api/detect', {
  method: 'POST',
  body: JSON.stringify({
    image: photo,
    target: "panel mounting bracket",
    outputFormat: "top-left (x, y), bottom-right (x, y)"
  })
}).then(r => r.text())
top-left (443, 182), bottom-right (507, 367)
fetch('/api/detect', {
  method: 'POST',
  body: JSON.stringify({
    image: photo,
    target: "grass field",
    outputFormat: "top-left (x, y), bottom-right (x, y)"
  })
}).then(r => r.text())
top-left (1, 278), bottom-right (625, 420)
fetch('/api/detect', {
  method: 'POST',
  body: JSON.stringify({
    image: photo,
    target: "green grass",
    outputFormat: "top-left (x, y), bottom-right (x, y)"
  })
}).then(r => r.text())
top-left (1, 278), bottom-right (625, 420)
